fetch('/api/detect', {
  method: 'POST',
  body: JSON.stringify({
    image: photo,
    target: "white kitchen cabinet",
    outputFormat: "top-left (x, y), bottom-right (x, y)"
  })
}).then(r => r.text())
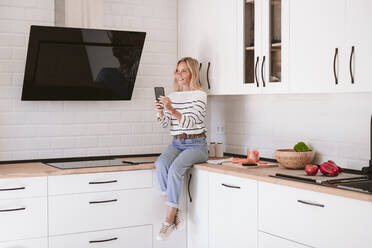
top-left (0, 177), bottom-right (47, 200)
top-left (48, 170), bottom-right (152, 195)
top-left (259, 181), bottom-right (372, 248)
top-left (289, 0), bottom-right (372, 93)
top-left (0, 177), bottom-right (47, 243)
top-left (178, 0), bottom-right (237, 95)
top-left (259, 231), bottom-right (310, 248)
top-left (237, 0), bottom-right (289, 94)
top-left (289, 0), bottom-right (346, 93)
top-left (209, 172), bottom-right (258, 248)
top-left (0, 197), bottom-right (47, 242)
top-left (48, 169), bottom-right (186, 248)
top-left (49, 225), bottom-right (152, 248)
top-left (342, 0), bottom-right (372, 92)
top-left (0, 238), bottom-right (48, 248)
top-left (187, 169), bottom-right (209, 248)
top-left (48, 188), bottom-right (153, 235)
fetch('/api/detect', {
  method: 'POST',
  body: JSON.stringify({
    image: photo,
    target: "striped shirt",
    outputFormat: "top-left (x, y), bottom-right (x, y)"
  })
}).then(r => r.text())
top-left (158, 90), bottom-right (207, 136)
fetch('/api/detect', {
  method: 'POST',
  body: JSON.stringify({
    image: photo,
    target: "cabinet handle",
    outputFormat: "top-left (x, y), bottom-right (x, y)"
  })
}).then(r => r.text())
top-left (206, 62), bottom-right (211, 89)
top-left (89, 237), bottom-right (118, 243)
top-left (89, 199), bottom-right (118, 204)
top-left (0, 207), bottom-right (26, 212)
top-left (221, 183), bottom-right (240, 189)
top-left (333, 48), bottom-right (338, 85)
top-left (0, 186), bottom-right (25, 191)
top-left (297, 200), bottom-right (324, 208)
top-left (199, 62), bottom-right (202, 86)
top-left (89, 180), bottom-right (117, 185)
top-left (349, 46), bottom-right (355, 84)
top-left (188, 173), bottom-right (192, 203)
top-left (261, 56), bottom-right (266, 87)
top-left (254, 56), bottom-right (260, 87)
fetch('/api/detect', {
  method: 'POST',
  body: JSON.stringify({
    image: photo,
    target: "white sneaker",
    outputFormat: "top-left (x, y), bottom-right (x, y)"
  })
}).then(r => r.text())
top-left (174, 209), bottom-right (185, 231)
top-left (156, 222), bottom-right (175, 241)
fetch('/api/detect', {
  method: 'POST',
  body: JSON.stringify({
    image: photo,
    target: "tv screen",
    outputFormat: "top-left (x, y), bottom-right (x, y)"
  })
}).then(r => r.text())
top-left (22, 25), bottom-right (146, 100)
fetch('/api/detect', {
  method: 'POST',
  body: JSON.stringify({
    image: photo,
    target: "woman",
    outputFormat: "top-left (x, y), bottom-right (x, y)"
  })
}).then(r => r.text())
top-left (153, 57), bottom-right (208, 240)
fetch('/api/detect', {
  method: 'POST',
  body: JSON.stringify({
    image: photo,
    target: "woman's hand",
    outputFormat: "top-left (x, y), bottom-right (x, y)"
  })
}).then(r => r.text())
top-left (158, 96), bottom-right (174, 113)
top-left (153, 100), bottom-right (164, 114)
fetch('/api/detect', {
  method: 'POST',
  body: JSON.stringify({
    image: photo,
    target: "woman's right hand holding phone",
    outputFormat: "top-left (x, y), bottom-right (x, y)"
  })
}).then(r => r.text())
top-left (154, 100), bottom-right (164, 117)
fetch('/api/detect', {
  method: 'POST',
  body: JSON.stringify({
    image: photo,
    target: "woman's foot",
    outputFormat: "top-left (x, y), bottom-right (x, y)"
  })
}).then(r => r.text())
top-left (174, 209), bottom-right (185, 231)
top-left (156, 222), bottom-right (176, 241)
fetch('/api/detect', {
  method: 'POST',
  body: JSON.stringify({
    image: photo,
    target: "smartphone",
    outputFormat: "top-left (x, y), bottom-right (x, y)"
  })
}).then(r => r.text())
top-left (154, 87), bottom-right (165, 101)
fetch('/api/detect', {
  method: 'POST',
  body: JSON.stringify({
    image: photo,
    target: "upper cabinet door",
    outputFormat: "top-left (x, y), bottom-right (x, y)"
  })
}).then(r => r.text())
top-left (178, 0), bottom-right (237, 95)
top-left (238, 0), bottom-right (263, 94)
top-left (206, 0), bottom-right (237, 95)
top-left (260, 0), bottom-right (289, 93)
top-left (343, 0), bottom-right (372, 92)
top-left (289, 0), bottom-right (346, 93)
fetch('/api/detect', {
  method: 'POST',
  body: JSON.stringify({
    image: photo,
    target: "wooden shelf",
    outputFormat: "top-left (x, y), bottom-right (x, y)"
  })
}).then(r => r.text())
top-left (246, 0), bottom-right (254, 4)
top-left (271, 42), bottom-right (281, 47)
top-left (245, 46), bottom-right (255, 51)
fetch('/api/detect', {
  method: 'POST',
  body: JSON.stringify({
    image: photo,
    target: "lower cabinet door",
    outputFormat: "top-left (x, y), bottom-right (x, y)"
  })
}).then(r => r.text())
top-left (49, 225), bottom-right (152, 248)
top-left (0, 197), bottom-right (47, 242)
top-left (209, 172), bottom-right (258, 248)
top-left (0, 238), bottom-right (48, 248)
top-left (187, 169), bottom-right (209, 248)
top-left (49, 188), bottom-right (153, 235)
top-left (259, 232), bottom-right (310, 248)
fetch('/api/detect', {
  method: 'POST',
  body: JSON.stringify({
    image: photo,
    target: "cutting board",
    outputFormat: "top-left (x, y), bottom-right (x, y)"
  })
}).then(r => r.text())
top-left (275, 170), bottom-right (367, 183)
top-left (222, 161), bottom-right (279, 169)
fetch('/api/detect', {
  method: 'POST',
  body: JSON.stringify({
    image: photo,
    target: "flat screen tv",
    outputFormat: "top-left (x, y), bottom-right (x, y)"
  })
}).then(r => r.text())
top-left (22, 25), bottom-right (146, 100)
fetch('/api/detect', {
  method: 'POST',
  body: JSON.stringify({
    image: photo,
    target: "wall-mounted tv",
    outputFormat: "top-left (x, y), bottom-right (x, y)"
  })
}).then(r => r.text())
top-left (22, 25), bottom-right (146, 101)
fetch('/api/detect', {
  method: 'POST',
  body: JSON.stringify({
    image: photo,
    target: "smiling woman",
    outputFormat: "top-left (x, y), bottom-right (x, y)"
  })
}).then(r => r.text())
top-left (152, 57), bottom-right (208, 240)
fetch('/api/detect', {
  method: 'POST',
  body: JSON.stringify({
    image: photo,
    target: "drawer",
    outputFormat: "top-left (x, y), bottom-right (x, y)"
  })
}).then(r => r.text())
top-left (0, 238), bottom-right (48, 248)
top-left (259, 182), bottom-right (372, 248)
top-left (0, 197), bottom-right (47, 242)
top-left (48, 170), bottom-right (152, 195)
top-left (0, 177), bottom-right (47, 200)
top-left (259, 231), bottom-right (310, 248)
top-left (49, 225), bottom-right (152, 248)
top-left (49, 188), bottom-right (154, 235)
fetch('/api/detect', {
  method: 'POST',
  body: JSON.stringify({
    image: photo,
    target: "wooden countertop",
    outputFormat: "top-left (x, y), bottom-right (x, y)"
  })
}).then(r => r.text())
top-left (0, 157), bottom-right (371, 203)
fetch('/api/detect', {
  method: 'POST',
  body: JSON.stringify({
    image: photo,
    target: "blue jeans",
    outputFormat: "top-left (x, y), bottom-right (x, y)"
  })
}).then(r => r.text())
top-left (155, 137), bottom-right (208, 208)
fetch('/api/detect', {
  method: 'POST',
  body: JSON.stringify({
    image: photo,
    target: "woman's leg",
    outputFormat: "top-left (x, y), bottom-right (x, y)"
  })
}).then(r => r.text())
top-left (154, 144), bottom-right (181, 196)
top-left (165, 146), bottom-right (208, 212)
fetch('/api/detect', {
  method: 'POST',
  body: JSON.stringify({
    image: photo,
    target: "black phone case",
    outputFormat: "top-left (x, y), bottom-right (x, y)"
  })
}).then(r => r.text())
top-left (154, 87), bottom-right (165, 101)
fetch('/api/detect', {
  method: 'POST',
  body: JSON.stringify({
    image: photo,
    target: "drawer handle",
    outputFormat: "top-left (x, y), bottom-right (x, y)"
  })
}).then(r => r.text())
top-left (89, 237), bottom-right (118, 243)
top-left (0, 186), bottom-right (26, 191)
top-left (297, 200), bottom-right (324, 208)
top-left (0, 207), bottom-right (26, 212)
top-left (89, 180), bottom-right (117, 185)
top-left (89, 199), bottom-right (118, 204)
top-left (221, 183), bottom-right (240, 189)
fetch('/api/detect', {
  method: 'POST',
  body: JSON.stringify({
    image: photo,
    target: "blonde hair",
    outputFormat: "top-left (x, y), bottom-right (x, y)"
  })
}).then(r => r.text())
top-left (173, 57), bottom-right (203, 92)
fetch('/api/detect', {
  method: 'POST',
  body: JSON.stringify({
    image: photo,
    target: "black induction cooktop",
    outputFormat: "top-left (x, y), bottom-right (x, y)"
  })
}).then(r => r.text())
top-left (46, 159), bottom-right (127, 169)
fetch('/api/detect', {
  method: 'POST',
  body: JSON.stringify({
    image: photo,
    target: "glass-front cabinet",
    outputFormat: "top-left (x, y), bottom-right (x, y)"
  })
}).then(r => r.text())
top-left (238, 0), bottom-right (288, 94)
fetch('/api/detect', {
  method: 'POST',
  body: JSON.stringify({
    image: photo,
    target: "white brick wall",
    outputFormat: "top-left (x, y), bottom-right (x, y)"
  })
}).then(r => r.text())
top-left (0, 0), bottom-right (178, 161)
top-left (209, 93), bottom-right (372, 170)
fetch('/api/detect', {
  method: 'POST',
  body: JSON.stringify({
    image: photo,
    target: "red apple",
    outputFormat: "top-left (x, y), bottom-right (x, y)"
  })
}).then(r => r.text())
top-left (305, 164), bottom-right (318, 176)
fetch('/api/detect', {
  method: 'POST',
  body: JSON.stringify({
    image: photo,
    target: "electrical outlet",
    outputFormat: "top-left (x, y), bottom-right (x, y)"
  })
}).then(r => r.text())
top-left (216, 125), bottom-right (225, 134)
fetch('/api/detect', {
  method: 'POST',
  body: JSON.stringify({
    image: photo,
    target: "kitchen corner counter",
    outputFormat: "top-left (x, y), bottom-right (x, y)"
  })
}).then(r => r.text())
top-left (193, 163), bottom-right (372, 203)
top-left (0, 157), bottom-right (371, 203)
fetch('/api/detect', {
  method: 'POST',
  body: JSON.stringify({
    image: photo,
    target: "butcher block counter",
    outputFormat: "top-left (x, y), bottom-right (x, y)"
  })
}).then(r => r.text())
top-left (0, 156), bottom-right (371, 203)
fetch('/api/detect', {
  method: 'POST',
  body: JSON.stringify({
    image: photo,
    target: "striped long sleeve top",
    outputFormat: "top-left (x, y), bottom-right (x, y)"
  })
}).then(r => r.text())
top-left (158, 90), bottom-right (207, 136)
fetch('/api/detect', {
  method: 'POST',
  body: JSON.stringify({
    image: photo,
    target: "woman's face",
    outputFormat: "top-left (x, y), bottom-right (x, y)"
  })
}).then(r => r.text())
top-left (175, 61), bottom-right (191, 87)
